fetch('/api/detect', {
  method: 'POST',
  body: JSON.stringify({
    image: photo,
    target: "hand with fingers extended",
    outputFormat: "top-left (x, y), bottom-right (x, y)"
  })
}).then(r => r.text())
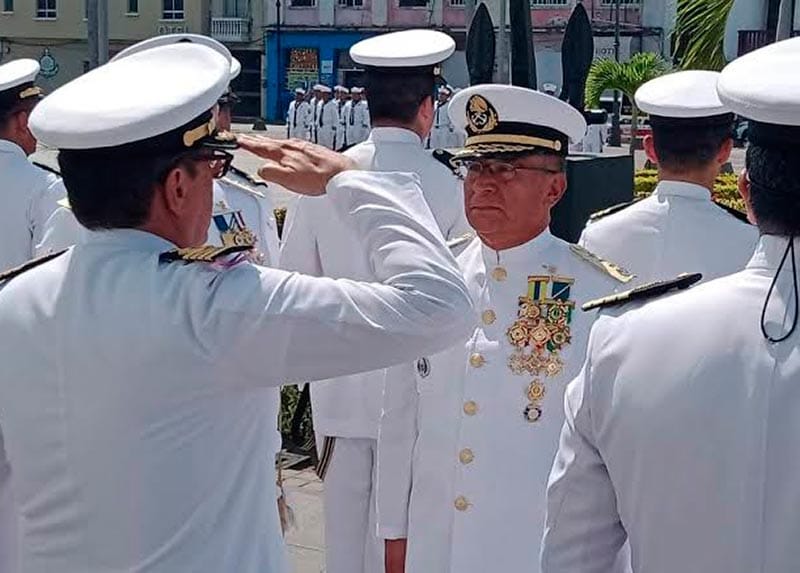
top-left (237, 135), bottom-right (356, 196)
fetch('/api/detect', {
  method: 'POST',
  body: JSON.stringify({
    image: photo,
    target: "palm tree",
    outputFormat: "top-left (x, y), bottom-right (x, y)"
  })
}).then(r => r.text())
top-left (671, 0), bottom-right (735, 70)
top-left (584, 52), bottom-right (670, 152)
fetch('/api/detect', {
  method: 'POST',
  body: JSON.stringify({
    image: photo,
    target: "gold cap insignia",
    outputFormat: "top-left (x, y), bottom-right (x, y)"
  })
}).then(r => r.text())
top-left (183, 117), bottom-right (216, 148)
top-left (466, 94), bottom-right (499, 134)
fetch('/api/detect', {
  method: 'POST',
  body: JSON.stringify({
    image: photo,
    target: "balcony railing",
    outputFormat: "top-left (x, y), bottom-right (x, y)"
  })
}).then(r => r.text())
top-left (211, 17), bottom-right (252, 43)
top-left (738, 30), bottom-right (773, 56)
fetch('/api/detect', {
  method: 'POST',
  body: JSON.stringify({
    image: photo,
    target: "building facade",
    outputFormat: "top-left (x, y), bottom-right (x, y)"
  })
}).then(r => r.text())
top-left (262, 0), bottom-right (666, 121)
top-left (0, 0), bottom-right (265, 117)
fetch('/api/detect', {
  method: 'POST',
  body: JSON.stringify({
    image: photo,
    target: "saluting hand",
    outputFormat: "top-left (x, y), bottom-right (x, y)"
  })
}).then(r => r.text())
top-left (237, 135), bottom-right (355, 196)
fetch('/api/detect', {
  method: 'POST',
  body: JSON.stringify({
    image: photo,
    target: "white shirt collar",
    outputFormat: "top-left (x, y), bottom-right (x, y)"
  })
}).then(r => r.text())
top-left (480, 228), bottom-right (557, 270)
top-left (83, 228), bottom-right (177, 252)
top-left (0, 139), bottom-right (27, 157)
top-left (654, 180), bottom-right (712, 201)
top-left (367, 127), bottom-right (423, 146)
top-left (746, 234), bottom-right (795, 272)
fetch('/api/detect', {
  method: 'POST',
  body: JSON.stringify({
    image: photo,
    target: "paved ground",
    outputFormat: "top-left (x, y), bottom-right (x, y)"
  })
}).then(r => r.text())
top-left (30, 124), bottom-right (747, 573)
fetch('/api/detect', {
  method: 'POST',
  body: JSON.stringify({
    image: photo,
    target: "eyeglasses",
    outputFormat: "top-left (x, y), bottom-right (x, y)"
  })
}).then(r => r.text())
top-left (455, 160), bottom-right (562, 182)
top-left (182, 149), bottom-right (234, 179)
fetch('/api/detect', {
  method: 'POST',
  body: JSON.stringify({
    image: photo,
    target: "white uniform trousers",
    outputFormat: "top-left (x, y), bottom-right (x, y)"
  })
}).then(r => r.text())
top-left (318, 437), bottom-right (383, 573)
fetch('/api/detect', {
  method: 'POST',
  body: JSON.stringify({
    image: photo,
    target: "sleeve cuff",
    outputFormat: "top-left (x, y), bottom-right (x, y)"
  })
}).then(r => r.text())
top-left (378, 525), bottom-right (409, 540)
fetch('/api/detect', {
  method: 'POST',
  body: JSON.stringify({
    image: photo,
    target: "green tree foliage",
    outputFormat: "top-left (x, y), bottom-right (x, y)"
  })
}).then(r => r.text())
top-left (585, 53), bottom-right (670, 151)
top-left (672, 0), bottom-right (736, 70)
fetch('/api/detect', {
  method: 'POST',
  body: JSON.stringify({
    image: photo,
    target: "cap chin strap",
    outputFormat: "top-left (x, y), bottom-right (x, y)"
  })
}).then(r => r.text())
top-left (760, 236), bottom-right (799, 343)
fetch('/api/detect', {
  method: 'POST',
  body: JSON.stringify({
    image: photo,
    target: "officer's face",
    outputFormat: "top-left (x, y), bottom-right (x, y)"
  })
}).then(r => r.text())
top-left (160, 152), bottom-right (219, 247)
top-left (464, 154), bottom-right (567, 250)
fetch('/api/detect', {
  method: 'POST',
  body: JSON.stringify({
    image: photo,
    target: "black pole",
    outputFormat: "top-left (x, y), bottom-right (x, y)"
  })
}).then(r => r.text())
top-left (275, 0), bottom-right (282, 122)
top-left (609, 0), bottom-right (622, 147)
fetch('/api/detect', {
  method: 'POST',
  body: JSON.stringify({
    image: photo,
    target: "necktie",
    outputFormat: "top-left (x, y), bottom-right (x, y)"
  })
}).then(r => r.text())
top-left (350, 104), bottom-right (355, 125)
top-left (293, 104), bottom-right (298, 128)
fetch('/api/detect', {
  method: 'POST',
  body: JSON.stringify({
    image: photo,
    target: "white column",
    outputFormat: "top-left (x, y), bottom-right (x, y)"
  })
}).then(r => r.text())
top-left (432, 0), bottom-right (444, 26)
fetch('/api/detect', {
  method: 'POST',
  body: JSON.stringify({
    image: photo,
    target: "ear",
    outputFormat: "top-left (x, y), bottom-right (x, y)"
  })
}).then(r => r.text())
top-left (717, 137), bottom-right (734, 166)
top-left (642, 134), bottom-right (658, 164)
top-left (546, 172), bottom-right (568, 208)
top-left (738, 168), bottom-right (757, 225)
top-left (160, 165), bottom-right (192, 217)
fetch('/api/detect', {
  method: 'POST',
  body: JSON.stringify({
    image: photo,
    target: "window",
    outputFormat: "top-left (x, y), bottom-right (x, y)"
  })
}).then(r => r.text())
top-left (338, 0), bottom-right (363, 6)
top-left (127, 0), bottom-right (138, 14)
top-left (449, 0), bottom-right (464, 5)
top-left (2, 0), bottom-right (13, 12)
top-left (162, 0), bottom-right (184, 20)
top-left (398, 0), bottom-right (427, 6)
top-left (289, 0), bottom-right (315, 6)
top-left (600, 0), bottom-right (641, 4)
top-left (35, 0), bottom-right (56, 18)
top-left (530, 0), bottom-right (567, 6)
top-left (222, 0), bottom-right (247, 17)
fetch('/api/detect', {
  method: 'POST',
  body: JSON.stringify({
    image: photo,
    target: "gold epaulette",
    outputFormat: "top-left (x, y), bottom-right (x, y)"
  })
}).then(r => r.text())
top-left (587, 199), bottom-right (640, 222)
top-left (0, 250), bottom-right (68, 284)
top-left (582, 272), bottom-right (703, 311)
top-left (32, 160), bottom-right (61, 176)
top-left (446, 232), bottom-right (475, 252)
top-left (713, 201), bottom-right (751, 224)
top-left (159, 244), bottom-right (252, 263)
top-left (569, 244), bottom-right (635, 284)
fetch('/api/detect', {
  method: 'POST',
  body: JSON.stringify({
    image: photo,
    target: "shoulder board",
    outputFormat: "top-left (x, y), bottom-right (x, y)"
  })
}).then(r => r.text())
top-left (220, 174), bottom-right (266, 199)
top-left (582, 272), bottom-right (703, 312)
top-left (446, 232), bottom-right (475, 251)
top-left (230, 165), bottom-right (268, 188)
top-left (713, 201), bottom-right (751, 224)
top-left (587, 199), bottom-right (640, 222)
top-left (32, 160), bottom-right (61, 176)
top-left (569, 244), bottom-right (635, 284)
top-left (431, 148), bottom-right (458, 174)
top-left (0, 249), bottom-right (68, 284)
top-left (159, 244), bottom-right (252, 264)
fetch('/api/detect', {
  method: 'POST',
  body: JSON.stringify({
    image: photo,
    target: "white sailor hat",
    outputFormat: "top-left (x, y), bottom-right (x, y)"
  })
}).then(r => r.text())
top-left (295, 87), bottom-right (306, 95)
top-left (29, 43), bottom-right (237, 153)
top-left (438, 85), bottom-right (452, 95)
top-left (112, 33), bottom-right (239, 80)
top-left (0, 59), bottom-right (43, 111)
top-left (334, 85), bottom-right (345, 92)
top-left (447, 84), bottom-right (586, 161)
top-left (318, 85), bottom-right (332, 94)
top-left (351, 86), bottom-right (364, 94)
top-left (718, 37), bottom-right (800, 147)
top-left (350, 29), bottom-right (455, 71)
top-left (312, 84), bottom-right (324, 91)
top-left (636, 70), bottom-right (732, 130)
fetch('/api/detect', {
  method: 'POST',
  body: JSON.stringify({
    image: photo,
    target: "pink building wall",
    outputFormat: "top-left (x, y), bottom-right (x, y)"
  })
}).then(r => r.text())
top-left (284, 5), bottom-right (320, 27)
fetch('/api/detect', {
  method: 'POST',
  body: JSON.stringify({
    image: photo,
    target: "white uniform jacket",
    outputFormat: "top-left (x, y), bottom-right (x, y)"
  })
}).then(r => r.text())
top-left (0, 141), bottom-right (64, 270)
top-left (336, 100), bottom-right (349, 150)
top-left (377, 230), bottom-right (626, 573)
top-left (210, 173), bottom-right (280, 267)
top-left (316, 100), bottom-right (339, 150)
top-left (287, 100), bottom-right (312, 140)
top-left (280, 127), bottom-right (473, 440)
top-left (346, 101), bottom-right (370, 147)
top-left (580, 180), bottom-right (759, 285)
top-left (0, 171), bottom-right (472, 573)
top-left (542, 234), bottom-right (800, 573)
top-left (427, 100), bottom-right (454, 149)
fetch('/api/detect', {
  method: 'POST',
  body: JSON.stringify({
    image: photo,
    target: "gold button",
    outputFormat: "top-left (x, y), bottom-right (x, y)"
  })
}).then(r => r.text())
top-left (463, 400), bottom-right (478, 416)
top-left (469, 353), bottom-right (485, 368)
top-left (481, 309), bottom-right (496, 325)
top-left (454, 495), bottom-right (470, 511)
top-left (459, 448), bottom-right (474, 464)
top-left (491, 266), bottom-right (508, 281)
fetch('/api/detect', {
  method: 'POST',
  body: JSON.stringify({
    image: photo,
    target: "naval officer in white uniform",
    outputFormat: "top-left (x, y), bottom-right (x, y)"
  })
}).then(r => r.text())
top-left (287, 87), bottom-right (312, 140)
top-left (426, 84), bottom-right (454, 150)
top-left (0, 59), bottom-right (66, 270)
top-left (542, 37), bottom-right (800, 573)
top-left (579, 70), bottom-right (758, 286)
top-left (0, 41), bottom-right (473, 573)
top-left (377, 84), bottom-right (633, 573)
top-left (279, 29), bottom-right (472, 573)
top-left (347, 86), bottom-right (371, 146)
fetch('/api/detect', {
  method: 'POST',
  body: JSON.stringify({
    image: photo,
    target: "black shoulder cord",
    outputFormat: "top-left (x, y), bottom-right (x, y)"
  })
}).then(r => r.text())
top-left (760, 236), bottom-right (799, 343)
